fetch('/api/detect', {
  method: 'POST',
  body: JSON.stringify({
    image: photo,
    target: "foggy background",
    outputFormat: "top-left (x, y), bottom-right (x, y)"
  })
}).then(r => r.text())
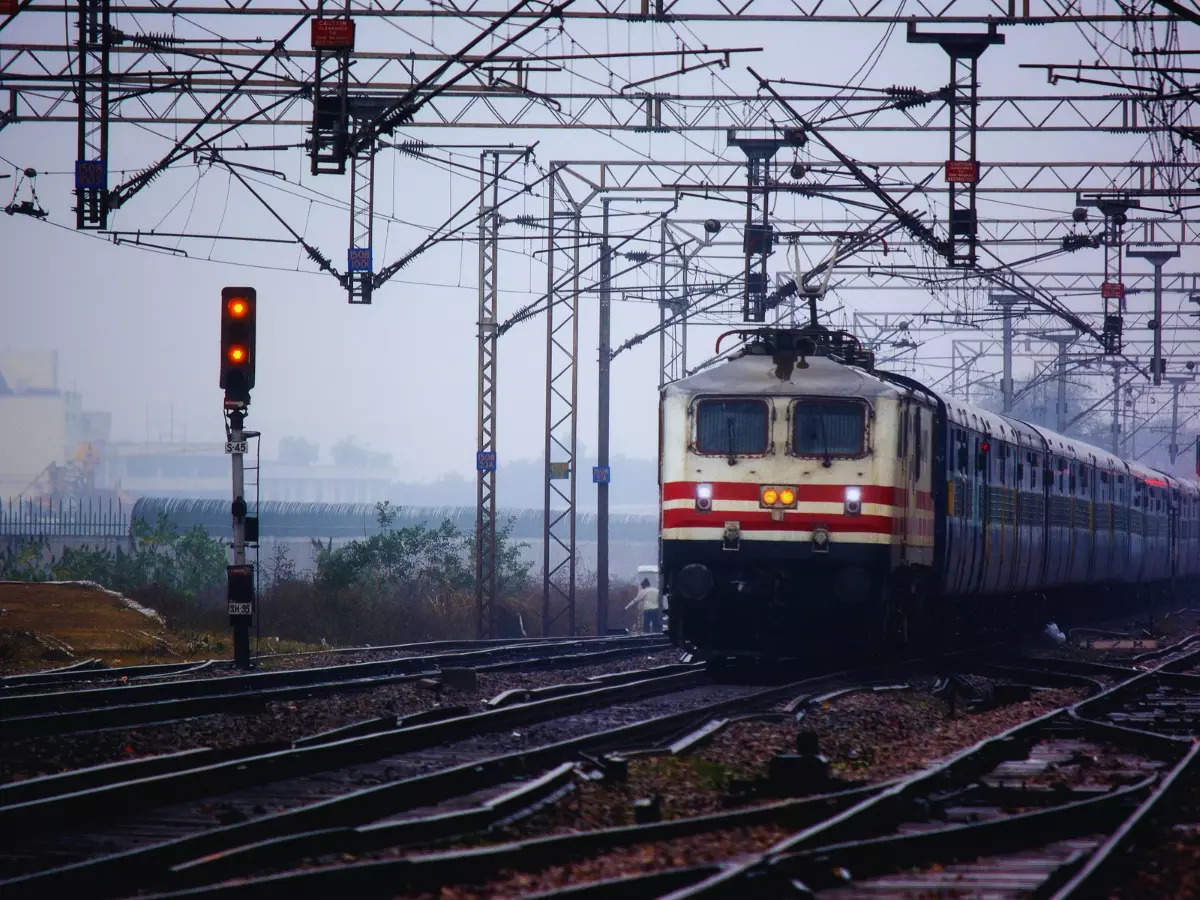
top-left (1, 6), bottom-right (1196, 534)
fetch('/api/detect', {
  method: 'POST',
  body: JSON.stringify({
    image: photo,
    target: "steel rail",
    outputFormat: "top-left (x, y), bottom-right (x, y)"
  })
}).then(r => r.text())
top-left (0, 639), bottom-right (673, 738)
top-left (10, 673), bottom-right (704, 810)
top-left (760, 774), bottom-right (1156, 892)
top-left (0, 634), bottom-right (667, 716)
top-left (91, 648), bottom-right (1184, 898)
top-left (0, 635), bottom-right (622, 691)
top-left (662, 647), bottom-right (1200, 898)
top-left (1052, 740), bottom-right (1200, 897)
top-left (0, 665), bottom-right (706, 836)
top-left (0, 672), bottom-right (844, 898)
top-left (171, 779), bottom-right (892, 896)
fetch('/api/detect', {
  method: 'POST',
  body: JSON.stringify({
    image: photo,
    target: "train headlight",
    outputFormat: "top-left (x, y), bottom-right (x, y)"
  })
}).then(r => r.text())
top-left (844, 486), bottom-right (862, 516)
top-left (779, 488), bottom-right (796, 506)
top-left (761, 487), bottom-right (779, 506)
top-left (695, 483), bottom-right (713, 512)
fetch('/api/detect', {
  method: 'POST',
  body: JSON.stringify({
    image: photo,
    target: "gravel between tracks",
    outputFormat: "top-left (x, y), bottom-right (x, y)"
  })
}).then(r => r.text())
top-left (477, 683), bottom-right (1090, 838)
top-left (320, 681), bottom-right (1091, 900)
top-left (420, 826), bottom-right (791, 900)
top-left (0, 650), bottom-right (682, 783)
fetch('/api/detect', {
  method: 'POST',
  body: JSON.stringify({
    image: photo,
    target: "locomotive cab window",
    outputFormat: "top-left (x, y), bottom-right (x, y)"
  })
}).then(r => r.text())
top-left (694, 398), bottom-right (770, 456)
top-left (790, 399), bottom-right (867, 459)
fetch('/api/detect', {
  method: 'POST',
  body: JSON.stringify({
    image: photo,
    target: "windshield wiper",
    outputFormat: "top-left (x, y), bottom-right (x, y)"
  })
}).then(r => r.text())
top-left (817, 411), bottom-right (833, 468)
top-left (726, 417), bottom-right (737, 466)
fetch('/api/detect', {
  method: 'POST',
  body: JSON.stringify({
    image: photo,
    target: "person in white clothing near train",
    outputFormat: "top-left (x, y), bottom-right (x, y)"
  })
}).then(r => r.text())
top-left (626, 578), bottom-right (661, 633)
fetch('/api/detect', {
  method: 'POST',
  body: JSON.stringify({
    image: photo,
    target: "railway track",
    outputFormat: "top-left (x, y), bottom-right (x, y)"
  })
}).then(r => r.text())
top-left (0, 635), bottom-right (618, 692)
top-left (0, 658), bottom-right (894, 899)
top-left (5, 630), bottom-right (1193, 899)
top-left (69, 640), bottom-right (1192, 900)
top-left (576, 637), bottom-right (1199, 899)
top-left (0, 635), bottom-right (669, 737)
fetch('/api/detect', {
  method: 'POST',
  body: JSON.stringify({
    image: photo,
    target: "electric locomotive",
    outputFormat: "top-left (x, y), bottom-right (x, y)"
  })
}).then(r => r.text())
top-left (660, 327), bottom-right (1200, 657)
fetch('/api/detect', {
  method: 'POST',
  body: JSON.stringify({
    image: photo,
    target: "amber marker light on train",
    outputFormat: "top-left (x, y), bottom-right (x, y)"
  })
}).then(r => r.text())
top-left (759, 486), bottom-right (798, 509)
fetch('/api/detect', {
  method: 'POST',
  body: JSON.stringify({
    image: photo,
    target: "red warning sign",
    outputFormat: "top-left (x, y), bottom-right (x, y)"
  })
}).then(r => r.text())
top-left (1101, 281), bottom-right (1125, 299)
top-left (944, 160), bottom-right (980, 184)
top-left (312, 18), bottom-right (355, 50)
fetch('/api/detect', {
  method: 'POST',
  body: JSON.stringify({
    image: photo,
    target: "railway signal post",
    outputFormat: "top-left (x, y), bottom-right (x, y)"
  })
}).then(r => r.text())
top-left (221, 287), bottom-right (257, 669)
top-left (1126, 245), bottom-right (1180, 386)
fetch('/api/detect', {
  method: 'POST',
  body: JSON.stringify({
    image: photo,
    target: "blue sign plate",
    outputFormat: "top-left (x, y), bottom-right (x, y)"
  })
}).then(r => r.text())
top-left (75, 159), bottom-right (106, 190)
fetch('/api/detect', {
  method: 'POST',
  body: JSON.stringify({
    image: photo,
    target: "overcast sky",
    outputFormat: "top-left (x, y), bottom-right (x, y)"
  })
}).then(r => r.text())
top-left (1, 6), bottom-right (1196, 481)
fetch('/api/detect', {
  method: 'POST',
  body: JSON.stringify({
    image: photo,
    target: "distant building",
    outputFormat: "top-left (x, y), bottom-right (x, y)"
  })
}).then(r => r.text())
top-left (94, 441), bottom-right (230, 499)
top-left (88, 441), bottom-right (397, 503)
top-left (0, 351), bottom-right (111, 500)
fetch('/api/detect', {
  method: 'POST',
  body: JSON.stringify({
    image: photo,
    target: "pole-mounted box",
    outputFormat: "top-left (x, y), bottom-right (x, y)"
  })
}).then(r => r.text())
top-left (227, 564), bottom-right (254, 620)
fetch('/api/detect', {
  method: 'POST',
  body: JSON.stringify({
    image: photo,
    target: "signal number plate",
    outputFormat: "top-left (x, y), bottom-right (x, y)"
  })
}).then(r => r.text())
top-left (228, 602), bottom-right (253, 616)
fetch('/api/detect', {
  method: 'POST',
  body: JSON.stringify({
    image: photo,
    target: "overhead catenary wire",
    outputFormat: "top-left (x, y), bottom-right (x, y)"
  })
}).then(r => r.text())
top-left (216, 154), bottom-right (341, 280)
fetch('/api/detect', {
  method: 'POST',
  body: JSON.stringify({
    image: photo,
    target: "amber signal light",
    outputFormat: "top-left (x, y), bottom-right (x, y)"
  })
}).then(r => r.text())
top-left (220, 286), bottom-right (256, 400)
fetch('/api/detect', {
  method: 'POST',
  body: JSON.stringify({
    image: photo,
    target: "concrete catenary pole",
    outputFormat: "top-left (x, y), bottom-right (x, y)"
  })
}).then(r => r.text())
top-left (1166, 376), bottom-right (1193, 464)
top-left (1127, 245), bottom-right (1179, 387)
top-left (597, 199), bottom-right (612, 636)
top-left (229, 409), bottom-right (249, 668)
top-left (991, 293), bottom-right (1020, 413)
top-left (1110, 361), bottom-right (1122, 456)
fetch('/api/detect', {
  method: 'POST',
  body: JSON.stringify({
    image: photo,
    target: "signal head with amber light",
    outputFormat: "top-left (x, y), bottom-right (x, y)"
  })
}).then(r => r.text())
top-left (220, 287), bottom-right (256, 401)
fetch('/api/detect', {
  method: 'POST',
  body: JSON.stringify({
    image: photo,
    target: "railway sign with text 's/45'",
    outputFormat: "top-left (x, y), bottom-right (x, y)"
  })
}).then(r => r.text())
top-left (225, 440), bottom-right (248, 454)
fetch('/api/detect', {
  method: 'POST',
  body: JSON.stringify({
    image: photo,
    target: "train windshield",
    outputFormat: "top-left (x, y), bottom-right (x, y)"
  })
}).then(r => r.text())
top-left (695, 398), bottom-right (769, 455)
top-left (792, 400), bottom-right (865, 457)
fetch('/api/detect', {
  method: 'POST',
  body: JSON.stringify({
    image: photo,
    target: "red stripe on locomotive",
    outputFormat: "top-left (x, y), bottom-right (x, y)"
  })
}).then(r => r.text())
top-left (662, 508), bottom-right (894, 534)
